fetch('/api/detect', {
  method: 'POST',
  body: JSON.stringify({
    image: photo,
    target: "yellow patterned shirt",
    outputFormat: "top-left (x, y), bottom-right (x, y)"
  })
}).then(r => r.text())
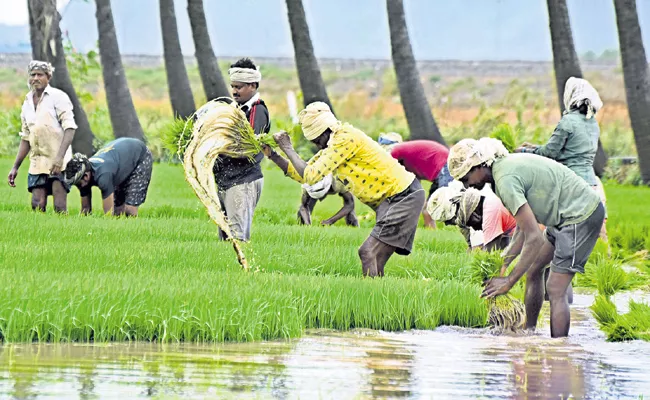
top-left (287, 123), bottom-right (414, 209)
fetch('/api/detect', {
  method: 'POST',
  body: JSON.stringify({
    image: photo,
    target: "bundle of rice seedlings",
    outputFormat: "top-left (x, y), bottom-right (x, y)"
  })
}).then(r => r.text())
top-left (591, 294), bottom-right (618, 327)
top-left (470, 251), bottom-right (526, 331)
top-left (161, 116), bottom-right (194, 160)
top-left (182, 99), bottom-right (274, 270)
top-left (489, 123), bottom-right (518, 153)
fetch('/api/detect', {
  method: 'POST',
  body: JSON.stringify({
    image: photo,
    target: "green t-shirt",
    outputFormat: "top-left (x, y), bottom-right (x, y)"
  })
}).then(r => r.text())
top-left (534, 111), bottom-right (599, 186)
top-left (492, 154), bottom-right (601, 228)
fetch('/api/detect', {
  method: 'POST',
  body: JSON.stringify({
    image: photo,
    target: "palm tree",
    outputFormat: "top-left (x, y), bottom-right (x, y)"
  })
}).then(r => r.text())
top-left (613, 0), bottom-right (650, 184)
top-left (546, 0), bottom-right (607, 175)
top-left (285, 0), bottom-right (333, 111)
top-left (28, 0), bottom-right (95, 155)
top-left (187, 0), bottom-right (229, 101)
top-left (94, 0), bottom-right (145, 141)
top-left (386, 0), bottom-right (445, 145)
top-left (160, 0), bottom-right (195, 118)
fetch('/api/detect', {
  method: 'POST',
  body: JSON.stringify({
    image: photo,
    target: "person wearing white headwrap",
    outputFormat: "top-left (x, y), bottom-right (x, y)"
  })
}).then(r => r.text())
top-left (262, 143), bottom-right (359, 227)
top-left (449, 138), bottom-right (605, 338)
top-left (271, 102), bottom-right (423, 277)
top-left (7, 60), bottom-right (77, 213)
top-left (427, 182), bottom-right (517, 252)
top-left (211, 58), bottom-right (270, 241)
top-left (515, 77), bottom-right (608, 242)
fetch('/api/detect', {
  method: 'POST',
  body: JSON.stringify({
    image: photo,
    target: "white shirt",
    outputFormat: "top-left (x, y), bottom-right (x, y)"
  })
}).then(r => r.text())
top-left (20, 85), bottom-right (77, 174)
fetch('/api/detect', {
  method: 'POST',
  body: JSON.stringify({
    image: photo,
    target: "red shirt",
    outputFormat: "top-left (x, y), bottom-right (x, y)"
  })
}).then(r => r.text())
top-left (390, 140), bottom-right (449, 181)
top-left (482, 194), bottom-right (517, 244)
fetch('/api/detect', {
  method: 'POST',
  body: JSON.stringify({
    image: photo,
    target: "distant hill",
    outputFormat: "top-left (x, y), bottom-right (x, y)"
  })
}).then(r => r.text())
top-left (1, 0), bottom-right (649, 61)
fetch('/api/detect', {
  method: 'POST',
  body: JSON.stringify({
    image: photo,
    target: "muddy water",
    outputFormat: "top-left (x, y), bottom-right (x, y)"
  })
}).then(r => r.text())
top-left (1, 292), bottom-right (648, 399)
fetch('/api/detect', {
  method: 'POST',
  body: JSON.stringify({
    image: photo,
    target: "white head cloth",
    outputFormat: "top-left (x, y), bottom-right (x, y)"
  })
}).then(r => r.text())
top-left (448, 138), bottom-right (509, 180)
top-left (229, 67), bottom-right (262, 83)
top-left (303, 174), bottom-right (333, 200)
top-left (427, 181), bottom-right (465, 222)
top-left (563, 77), bottom-right (603, 119)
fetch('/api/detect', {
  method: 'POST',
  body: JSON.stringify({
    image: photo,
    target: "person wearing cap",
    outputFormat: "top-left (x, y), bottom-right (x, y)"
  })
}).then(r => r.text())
top-left (7, 60), bottom-right (77, 213)
top-left (379, 133), bottom-right (452, 229)
top-left (262, 146), bottom-right (358, 226)
top-left (427, 182), bottom-right (516, 253)
top-left (213, 57), bottom-right (270, 241)
top-left (447, 137), bottom-right (604, 337)
top-left (272, 102), bottom-right (424, 277)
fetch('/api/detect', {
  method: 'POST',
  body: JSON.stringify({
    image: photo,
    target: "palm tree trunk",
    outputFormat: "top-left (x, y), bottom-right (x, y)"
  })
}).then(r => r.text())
top-left (95, 0), bottom-right (145, 141)
top-left (28, 0), bottom-right (96, 155)
top-left (160, 0), bottom-right (195, 118)
top-left (386, 0), bottom-right (445, 145)
top-left (187, 0), bottom-right (229, 101)
top-left (285, 0), bottom-right (334, 112)
top-left (546, 0), bottom-right (607, 176)
top-left (613, 0), bottom-right (650, 184)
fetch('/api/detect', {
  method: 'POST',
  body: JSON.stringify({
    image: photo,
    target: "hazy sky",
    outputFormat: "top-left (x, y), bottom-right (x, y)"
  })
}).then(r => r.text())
top-left (0, 0), bottom-right (70, 25)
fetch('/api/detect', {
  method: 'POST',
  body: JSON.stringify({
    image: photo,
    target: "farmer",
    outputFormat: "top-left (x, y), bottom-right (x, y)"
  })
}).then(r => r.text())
top-left (448, 137), bottom-right (604, 337)
top-left (273, 102), bottom-right (424, 277)
top-left (7, 61), bottom-right (76, 213)
top-left (427, 183), bottom-right (516, 252)
top-left (516, 77), bottom-right (608, 242)
top-left (64, 138), bottom-right (153, 216)
top-left (379, 133), bottom-right (452, 229)
top-left (212, 57), bottom-right (270, 241)
top-left (263, 146), bottom-right (358, 226)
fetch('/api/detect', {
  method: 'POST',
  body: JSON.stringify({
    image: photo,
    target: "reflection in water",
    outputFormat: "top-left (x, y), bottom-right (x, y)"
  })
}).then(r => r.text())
top-left (0, 293), bottom-right (648, 399)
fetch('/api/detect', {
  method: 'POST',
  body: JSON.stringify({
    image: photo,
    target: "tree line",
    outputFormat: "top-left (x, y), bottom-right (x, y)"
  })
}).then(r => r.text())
top-left (26, 0), bottom-right (650, 184)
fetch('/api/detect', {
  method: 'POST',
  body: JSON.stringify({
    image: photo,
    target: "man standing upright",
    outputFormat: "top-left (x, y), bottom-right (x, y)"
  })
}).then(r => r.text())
top-left (213, 58), bottom-right (270, 241)
top-left (7, 61), bottom-right (76, 213)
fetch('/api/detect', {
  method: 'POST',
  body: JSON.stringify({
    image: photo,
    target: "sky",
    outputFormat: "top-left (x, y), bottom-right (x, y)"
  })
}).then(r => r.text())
top-left (1, 0), bottom-right (649, 60)
top-left (0, 0), bottom-right (70, 25)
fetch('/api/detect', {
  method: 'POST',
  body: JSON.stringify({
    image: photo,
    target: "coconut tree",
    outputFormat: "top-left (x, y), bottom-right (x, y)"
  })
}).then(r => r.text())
top-left (160, 0), bottom-right (195, 118)
top-left (386, 0), bottom-right (445, 145)
top-left (613, 0), bottom-right (650, 184)
top-left (187, 0), bottom-right (229, 101)
top-left (546, 0), bottom-right (607, 175)
top-left (28, 0), bottom-right (96, 155)
top-left (95, 0), bottom-right (145, 140)
top-left (285, 0), bottom-right (333, 111)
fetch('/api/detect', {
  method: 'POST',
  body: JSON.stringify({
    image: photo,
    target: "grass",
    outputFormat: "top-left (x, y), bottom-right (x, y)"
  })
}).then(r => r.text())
top-left (0, 158), bottom-right (488, 343)
top-left (0, 160), bottom-right (648, 343)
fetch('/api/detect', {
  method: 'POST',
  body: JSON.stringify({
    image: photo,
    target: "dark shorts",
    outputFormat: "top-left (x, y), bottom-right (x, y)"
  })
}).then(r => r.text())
top-left (27, 173), bottom-right (70, 194)
top-left (545, 202), bottom-right (606, 274)
top-left (114, 149), bottom-right (153, 207)
top-left (371, 179), bottom-right (425, 256)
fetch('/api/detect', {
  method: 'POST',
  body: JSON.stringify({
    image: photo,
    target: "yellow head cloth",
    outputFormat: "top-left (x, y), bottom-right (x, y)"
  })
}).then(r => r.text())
top-left (298, 102), bottom-right (340, 141)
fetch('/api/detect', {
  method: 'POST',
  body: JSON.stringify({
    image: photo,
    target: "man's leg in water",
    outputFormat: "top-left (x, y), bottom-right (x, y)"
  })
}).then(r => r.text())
top-left (546, 270), bottom-right (575, 337)
top-left (524, 239), bottom-right (554, 330)
top-left (544, 268), bottom-right (573, 304)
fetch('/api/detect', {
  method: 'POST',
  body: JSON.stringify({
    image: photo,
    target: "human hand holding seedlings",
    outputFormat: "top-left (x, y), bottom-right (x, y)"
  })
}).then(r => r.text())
top-left (273, 131), bottom-right (293, 152)
top-left (261, 144), bottom-right (273, 158)
top-left (482, 276), bottom-right (513, 298)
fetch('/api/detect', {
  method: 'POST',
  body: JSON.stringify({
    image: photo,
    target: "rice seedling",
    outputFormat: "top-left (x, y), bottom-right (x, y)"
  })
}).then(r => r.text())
top-left (489, 123), bottom-right (518, 152)
top-left (469, 251), bottom-right (525, 331)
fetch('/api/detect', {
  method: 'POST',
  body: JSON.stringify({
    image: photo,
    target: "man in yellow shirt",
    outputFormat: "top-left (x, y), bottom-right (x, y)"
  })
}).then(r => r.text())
top-left (273, 102), bottom-right (424, 277)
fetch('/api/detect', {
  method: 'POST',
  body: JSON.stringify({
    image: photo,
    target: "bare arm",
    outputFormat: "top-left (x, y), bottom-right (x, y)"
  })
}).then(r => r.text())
top-left (322, 192), bottom-right (356, 225)
top-left (501, 227), bottom-right (523, 269)
top-left (281, 145), bottom-right (308, 178)
top-left (266, 149), bottom-right (290, 175)
top-left (102, 193), bottom-right (114, 215)
top-left (8, 140), bottom-right (31, 187)
top-left (80, 193), bottom-right (92, 215)
top-left (483, 204), bottom-right (543, 298)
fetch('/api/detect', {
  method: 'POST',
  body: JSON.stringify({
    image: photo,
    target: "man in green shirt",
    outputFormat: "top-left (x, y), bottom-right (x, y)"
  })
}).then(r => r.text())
top-left (448, 138), bottom-right (605, 338)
